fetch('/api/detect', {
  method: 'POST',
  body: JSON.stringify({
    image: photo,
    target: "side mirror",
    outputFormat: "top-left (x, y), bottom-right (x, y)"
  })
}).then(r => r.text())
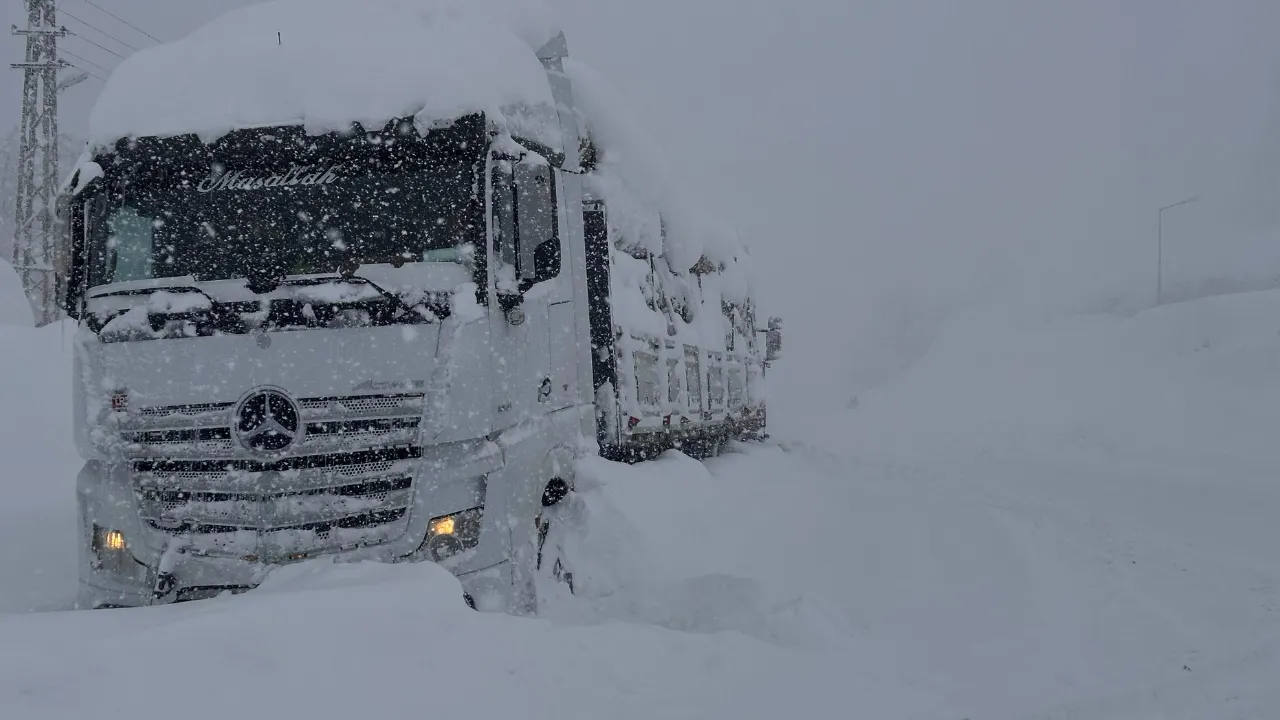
top-left (53, 192), bottom-right (87, 318)
top-left (513, 158), bottom-right (559, 287)
top-left (53, 193), bottom-right (72, 314)
top-left (490, 156), bottom-right (522, 321)
top-left (765, 316), bottom-right (782, 362)
top-left (492, 151), bottom-right (560, 324)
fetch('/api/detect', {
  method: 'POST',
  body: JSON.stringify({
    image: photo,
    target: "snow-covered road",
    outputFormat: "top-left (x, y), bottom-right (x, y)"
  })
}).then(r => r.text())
top-left (4, 290), bottom-right (1280, 718)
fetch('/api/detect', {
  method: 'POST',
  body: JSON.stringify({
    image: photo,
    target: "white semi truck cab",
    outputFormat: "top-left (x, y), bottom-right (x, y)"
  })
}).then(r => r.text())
top-left (54, 0), bottom-right (780, 612)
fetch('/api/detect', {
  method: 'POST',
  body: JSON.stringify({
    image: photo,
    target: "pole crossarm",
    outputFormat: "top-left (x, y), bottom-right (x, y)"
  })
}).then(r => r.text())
top-left (11, 27), bottom-right (66, 36)
top-left (11, 60), bottom-right (68, 69)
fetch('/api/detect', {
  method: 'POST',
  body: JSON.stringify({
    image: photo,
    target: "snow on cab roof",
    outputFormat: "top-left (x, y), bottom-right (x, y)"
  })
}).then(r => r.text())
top-left (87, 0), bottom-right (562, 150)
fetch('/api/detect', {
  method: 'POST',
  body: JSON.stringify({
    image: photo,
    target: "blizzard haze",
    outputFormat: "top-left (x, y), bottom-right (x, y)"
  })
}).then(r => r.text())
top-left (5, 2), bottom-right (1280, 718)
top-left (552, 0), bottom-right (1280, 412)
top-left (5, 0), bottom-right (1280, 409)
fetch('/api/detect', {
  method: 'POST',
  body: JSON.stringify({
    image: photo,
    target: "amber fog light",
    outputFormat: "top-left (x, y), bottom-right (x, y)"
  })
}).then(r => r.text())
top-left (91, 526), bottom-right (135, 575)
top-left (426, 507), bottom-right (482, 561)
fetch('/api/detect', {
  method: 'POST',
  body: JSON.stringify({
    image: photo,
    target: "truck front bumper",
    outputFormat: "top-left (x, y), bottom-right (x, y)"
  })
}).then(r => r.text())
top-left (76, 457), bottom-right (517, 612)
top-left (78, 550), bottom-right (513, 610)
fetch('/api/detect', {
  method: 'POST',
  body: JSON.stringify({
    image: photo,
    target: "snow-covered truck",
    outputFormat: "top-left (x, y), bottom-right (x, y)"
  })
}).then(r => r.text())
top-left (52, 0), bottom-right (780, 612)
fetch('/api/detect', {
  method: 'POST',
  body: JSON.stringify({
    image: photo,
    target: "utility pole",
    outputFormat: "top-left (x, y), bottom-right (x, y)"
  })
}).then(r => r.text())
top-left (1156, 195), bottom-right (1199, 307)
top-left (11, 0), bottom-right (67, 326)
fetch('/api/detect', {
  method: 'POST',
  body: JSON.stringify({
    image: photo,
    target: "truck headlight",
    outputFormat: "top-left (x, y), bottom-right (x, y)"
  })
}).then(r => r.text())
top-left (426, 507), bottom-right (482, 562)
top-left (91, 525), bottom-right (137, 575)
top-left (102, 529), bottom-right (126, 551)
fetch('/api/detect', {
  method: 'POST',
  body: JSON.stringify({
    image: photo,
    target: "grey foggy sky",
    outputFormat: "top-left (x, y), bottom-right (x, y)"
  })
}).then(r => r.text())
top-left (4, 0), bottom-right (1279, 409)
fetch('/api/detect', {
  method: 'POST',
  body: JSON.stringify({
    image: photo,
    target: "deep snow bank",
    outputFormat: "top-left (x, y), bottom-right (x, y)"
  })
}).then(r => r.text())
top-left (812, 289), bottom-right (1280, 471)
top-left (0, 320), bottom-right (79, 612)
top-left (0, 557), bottom-right (878, 720)
top-left (760, 290), bottom-right (1280, 718)
top-left (4, 281), bottom-right (1280, 718)
top-left (536, 449), bottom-right (856, 651)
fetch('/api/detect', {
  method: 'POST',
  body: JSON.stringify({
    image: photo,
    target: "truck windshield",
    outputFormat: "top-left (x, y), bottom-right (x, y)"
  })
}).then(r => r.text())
top-left (87, 161), bottom-right (479, 289)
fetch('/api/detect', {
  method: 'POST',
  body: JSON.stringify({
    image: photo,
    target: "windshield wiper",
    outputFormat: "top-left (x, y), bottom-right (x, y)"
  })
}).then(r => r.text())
top-left (88, 276), bottom-right (445, 339)
top-left (90, 284), bottom-right (219, 308)
top-left (86, 285), bottom-right (247, 336)
top-left (278, 275), bottom-right (439, 323)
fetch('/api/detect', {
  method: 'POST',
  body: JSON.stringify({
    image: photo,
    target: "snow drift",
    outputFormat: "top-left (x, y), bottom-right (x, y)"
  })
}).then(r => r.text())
top-left (4, 288), bottom-right (1280, 717)
top-left (819, 289), bottom-right (1280, 472)
top-left (87, 0), bottom-right (563, 150)
top-left (0, 558), bottom-right (869, 720)
top-left (0, 319), bottom-right (79, 613)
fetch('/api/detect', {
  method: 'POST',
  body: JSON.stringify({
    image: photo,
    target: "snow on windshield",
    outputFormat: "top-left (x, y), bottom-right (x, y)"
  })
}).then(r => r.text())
top-left (88, 0), bottom-right (562, 151)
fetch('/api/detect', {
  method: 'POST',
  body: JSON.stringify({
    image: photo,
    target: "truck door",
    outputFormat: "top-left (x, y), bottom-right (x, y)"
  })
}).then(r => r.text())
top-left (487, 151), bottom-right (559, 429)
top-left (545, 169), bottom-right (578, 411)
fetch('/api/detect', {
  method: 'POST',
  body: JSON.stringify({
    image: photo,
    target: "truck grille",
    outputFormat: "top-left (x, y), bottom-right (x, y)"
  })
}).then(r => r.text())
top-left (133, 447), bottom-right (420, 561)
top-left (120, 393), bottom-right (425, 459)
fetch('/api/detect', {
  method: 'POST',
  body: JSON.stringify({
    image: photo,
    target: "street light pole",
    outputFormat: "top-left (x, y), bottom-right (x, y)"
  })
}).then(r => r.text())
top-left (1157, 195), bottom-right (1199, 306)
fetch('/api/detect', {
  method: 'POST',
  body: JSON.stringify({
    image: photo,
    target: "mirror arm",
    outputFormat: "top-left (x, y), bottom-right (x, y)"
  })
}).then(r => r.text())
top-left (496, 290), bottom-right (525, 326)
top-left (510, 137), bottom-right (564, 168)
top-left (496, 291), bottom-right (522, 312)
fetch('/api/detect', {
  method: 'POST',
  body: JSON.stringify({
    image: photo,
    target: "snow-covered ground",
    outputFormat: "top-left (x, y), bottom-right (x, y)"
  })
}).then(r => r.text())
top-left (4, 289), bottom-right (1280, 718)
top-left (0, 311), bottom-right (80, 615)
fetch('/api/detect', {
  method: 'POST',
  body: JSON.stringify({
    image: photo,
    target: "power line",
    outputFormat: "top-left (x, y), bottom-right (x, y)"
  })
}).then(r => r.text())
top-left (61, 47), bottom-right (109, 74)
top-left (73, 0), bottom-right (161, 44)
top-left (59, 7), bottom-right (140, 52)
top-left (63, 61), bottom-right (105, 83)
top-left (65, 28), bottom-right (126, 59)
top-left (62, 49), bottom-right (109, 75)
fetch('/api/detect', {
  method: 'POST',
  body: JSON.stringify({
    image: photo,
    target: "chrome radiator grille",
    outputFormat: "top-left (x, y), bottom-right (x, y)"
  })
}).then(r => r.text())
top-left (123, 393), bottom-right (427, 562)
top-left (132, 447), bottom-right (421, 561)
top-left (120, 393), bottom-right (425, 459)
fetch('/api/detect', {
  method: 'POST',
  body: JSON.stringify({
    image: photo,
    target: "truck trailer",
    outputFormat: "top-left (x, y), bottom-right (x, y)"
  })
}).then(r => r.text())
top-left (53, 0), bottom-right (781, 613)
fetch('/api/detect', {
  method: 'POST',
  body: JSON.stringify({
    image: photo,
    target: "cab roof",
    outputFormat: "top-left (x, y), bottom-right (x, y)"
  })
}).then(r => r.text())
top-left (88, 0), bottom-right (562, 152)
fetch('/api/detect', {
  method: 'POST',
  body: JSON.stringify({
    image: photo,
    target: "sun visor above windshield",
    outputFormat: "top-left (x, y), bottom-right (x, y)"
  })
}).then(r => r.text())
top-left (96, 113), bottom-right (488, 187)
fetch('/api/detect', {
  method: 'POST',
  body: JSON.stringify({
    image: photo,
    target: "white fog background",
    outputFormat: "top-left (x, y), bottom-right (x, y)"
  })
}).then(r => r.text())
top-left (4, 0), bottom-right (1280, 416)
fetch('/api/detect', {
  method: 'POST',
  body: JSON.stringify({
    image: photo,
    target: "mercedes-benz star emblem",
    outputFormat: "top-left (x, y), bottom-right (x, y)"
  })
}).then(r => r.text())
top-left (234, 388), bottom-right (301, 453)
